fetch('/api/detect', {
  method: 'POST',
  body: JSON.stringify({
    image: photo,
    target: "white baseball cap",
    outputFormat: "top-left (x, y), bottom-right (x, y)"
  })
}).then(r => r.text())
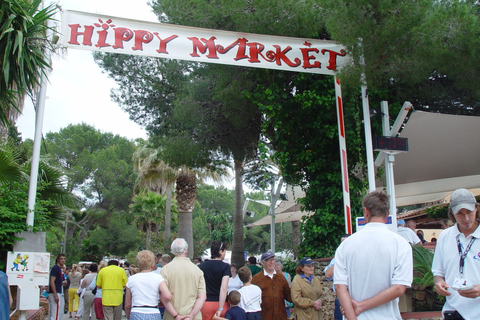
top-left (450, 188), bottom-right (477, 215)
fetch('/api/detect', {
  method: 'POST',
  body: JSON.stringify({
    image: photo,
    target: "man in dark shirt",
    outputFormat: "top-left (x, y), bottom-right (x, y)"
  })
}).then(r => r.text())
top-left (48, 253), bottom-right (66, 320)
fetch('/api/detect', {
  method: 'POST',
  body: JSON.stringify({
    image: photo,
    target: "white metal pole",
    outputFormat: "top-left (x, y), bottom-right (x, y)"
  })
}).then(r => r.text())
top-left (26, 20), bottom-right (53, 227)
top-left (358, 39), bottom-right (376, 192)
top-left (380, 101), bottom-right (397, 226)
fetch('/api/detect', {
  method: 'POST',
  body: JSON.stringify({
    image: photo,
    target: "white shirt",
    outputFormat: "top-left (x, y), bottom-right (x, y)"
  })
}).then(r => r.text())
top-left (227, 275), bottom-right (243, 294)
top-left (334, 223), bottom-right (413, 320)
top-left (238, 284), bottom-right (262, 313)
top-left (397, 226), bottom-right (421, 244)
top-left (126, 272), bottom-right (164, 314)
top-left (432, 224), bottom-right (480, 320)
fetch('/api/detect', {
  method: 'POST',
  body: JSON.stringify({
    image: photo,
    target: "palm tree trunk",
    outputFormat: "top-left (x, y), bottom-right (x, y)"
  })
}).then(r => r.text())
top-left (165, 183), bottom-right (172, 246)
top-left (291, 220), bottom-right (300, 260)
top-left (231, 160), bottom-right (245, 268)
top-left (176, 172), bottom-right (197, 259)
top-left (146, 228), bottom-right (152, 250)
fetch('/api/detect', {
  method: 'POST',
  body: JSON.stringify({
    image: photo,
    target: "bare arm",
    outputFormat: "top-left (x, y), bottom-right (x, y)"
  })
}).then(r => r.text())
top-left (335, 284), bottom-right (357, 320)
top-left (190, 292), bottom-right (207, 319)
top-left (216, 275), bottom-right (229, 316)
top-left (124, 287), bottom-right (132, 318)
top-left (353, 284), bottom-right (407, 315)
top-left (434, 275), bottom-right (451, 297)
top-left (50, 275), bottom-right (59, 302)
top-left (325, 264), bottom-right (334, 280)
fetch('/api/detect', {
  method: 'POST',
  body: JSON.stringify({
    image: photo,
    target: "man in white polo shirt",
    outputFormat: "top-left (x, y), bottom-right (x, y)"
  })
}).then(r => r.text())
top-left (397, 219), bottom-right (421, 244)
top-left (334, 191), bottom-right (413, 320)
top-left (432, 188), bottom-right (480, 320)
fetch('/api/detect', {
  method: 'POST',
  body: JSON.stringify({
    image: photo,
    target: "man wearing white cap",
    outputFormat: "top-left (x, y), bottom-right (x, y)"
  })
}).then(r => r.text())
top-left (432, 188), bottom-right (480, 320)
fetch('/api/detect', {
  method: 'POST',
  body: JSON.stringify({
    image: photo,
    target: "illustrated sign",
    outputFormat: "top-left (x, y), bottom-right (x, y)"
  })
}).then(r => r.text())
top-left (6, 251), bottom-right (50, 286)
top-left (60, 10), bottom-right (351, 75)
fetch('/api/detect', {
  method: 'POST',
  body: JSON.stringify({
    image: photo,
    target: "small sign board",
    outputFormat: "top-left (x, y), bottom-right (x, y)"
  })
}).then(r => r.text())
top-left (356, 215), bottom-right (396, 232)
top-left (6, 251), bottom-right (50, 286)
top-left (373, 136), bottom-right (408, 152)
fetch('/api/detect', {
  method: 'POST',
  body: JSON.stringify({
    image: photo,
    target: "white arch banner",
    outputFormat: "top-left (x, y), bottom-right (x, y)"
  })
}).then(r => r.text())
top-left (56, 10), bottom-right (353, 233)
top-left (60, 10), bottom-right (351, 75)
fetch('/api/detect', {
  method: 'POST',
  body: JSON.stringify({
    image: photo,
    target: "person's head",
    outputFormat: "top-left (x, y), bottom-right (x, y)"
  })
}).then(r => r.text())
top-left (431, 237), bottom-right (437, 242)
top-left (397, 219), bottom-right (406, 227)
top-left (228, 290), bottom-right (241, 306)
top-left (448, 188), bottom-right (480, 232)
top-left (108, 259), bottom-right (119, 266)
top-left (210, 241), bottom-right (227, 259)
top-left (171, 238), bottom-right (188, 257)
top-left (194, 257), bottom-right (203, 265)
top-left (136, 250), bottom-right (156, 271)
top-left (248, 256), bottom-right (257, 265)
top-left (362, 191), bottom-right (390, 221)
top-left (261, 251), bottom-right (276, 273)
top-left (65, 267), bottom-right (70, 275)
top-left (296, 257), bottom-right (315, 276)
top-left (274, 259), bottom-right (283, 273)
top-left (99, 261), bottom-right (107, 271)
top-left (89, 263), bottom-right (98, 273)
top-left (237, 266), bottom-right (252, 284)
top-left (161, 254), bottom-right (171, 266)
top-left (81, 269), bottom-right (89, 278)
top-left (230, 264), bottom-right (237, 276)
top-left (124, 261), bottom-right (130, 268)
top-left (56, 253), bottom-right (66, 266)
top-left (406, 220), bottom-right (416, 230)
top-left (156, 253), bottom-right (163, 263)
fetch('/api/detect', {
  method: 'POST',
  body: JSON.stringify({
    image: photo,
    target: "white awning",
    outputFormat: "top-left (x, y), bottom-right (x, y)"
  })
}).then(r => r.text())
top-left (376, 111), bottom-right (480, 206)
top-left (247, 186), bottom-right (314, 227)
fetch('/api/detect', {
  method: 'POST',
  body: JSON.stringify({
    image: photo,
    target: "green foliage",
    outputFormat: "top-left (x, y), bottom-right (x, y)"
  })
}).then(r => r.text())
top-left (250, 72), bottom-right (367, 258)
top-left (425, 204), bottom-right (449, 221)
top-left (412, 244), bottom-right (434, 290)
top-left (0, 0), bottom-right (57, 124)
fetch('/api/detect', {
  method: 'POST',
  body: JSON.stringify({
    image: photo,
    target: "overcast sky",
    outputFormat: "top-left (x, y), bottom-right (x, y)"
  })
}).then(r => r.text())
top-left (16, 0), bottom-right (158, 140)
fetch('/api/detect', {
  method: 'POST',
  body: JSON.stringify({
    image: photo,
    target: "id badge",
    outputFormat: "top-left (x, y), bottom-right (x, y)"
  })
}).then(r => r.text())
top-left (452, 277), bottom-right (468, 290)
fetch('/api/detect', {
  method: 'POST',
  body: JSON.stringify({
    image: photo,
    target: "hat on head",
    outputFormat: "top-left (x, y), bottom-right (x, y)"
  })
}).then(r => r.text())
top-left (261, 251), bottom-right (275, 261)
top-left (298, 257), bottom-right (315, 266)
top-left (450, 188), bottom-right (477, 215)
top-left (397, 219), bottom-right (406, 226)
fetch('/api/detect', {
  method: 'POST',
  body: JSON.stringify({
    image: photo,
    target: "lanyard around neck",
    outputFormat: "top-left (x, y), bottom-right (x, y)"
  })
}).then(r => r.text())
top-left (456, 234), bottom-right (476, 275)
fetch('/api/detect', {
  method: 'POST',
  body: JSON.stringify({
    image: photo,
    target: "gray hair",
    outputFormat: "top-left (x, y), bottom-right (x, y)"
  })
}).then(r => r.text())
top-left (171, 238), bottom-right (188, 256)
top-left (274, 258), bottom-right (283, 266)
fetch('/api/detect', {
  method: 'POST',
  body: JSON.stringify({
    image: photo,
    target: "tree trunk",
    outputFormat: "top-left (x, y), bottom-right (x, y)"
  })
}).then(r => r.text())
top-left (146, 227), bottom-right (152, 250)
top-left (231, 160), bottom-right (245, 268)
top-left (176, 172), bottom-right (197, 259)
top-left (291, 220), bottom-right (301, 260)
top-left (164, 183), bottom-right (173, 246)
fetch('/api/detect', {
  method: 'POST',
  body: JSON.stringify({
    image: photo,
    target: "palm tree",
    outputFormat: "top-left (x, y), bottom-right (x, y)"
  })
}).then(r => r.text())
top-left (133, 145), bottom-right (177, 243)
top-left (133, 143), bottom-right (229, 258)
top-left (0, 0), bottom-right (57, 128)
top-left (130, 192), bottom-right (167, 250)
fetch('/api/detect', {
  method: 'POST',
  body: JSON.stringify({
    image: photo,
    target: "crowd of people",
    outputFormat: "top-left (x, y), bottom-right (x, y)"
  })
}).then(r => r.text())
top-left (39, 188), bottom-right (480, 320)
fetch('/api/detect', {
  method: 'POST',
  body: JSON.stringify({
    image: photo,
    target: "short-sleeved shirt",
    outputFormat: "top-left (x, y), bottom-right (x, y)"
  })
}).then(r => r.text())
top-left (225, 306), bottom-right (247, 320)
top-left (247, 265), bottom-right (262, 277)
top-left (49, 264), bottom-right (64, 294)
top-left (334, 223), bottom-right (413, 320)
top-left (397, 226), bottom-right (421, 244)
top-left (199, 259), bottom-right (231, 301)
top-left (96, 265), bottom-right (127, 306)
top-left (238, 284), bottom-right (262, 313)
top-left (432, 224), bottom-right (480, 320)
top-left (127, 272), bottom-right (165, 314)
top-left (161, 257), bottom-right (206, 320)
